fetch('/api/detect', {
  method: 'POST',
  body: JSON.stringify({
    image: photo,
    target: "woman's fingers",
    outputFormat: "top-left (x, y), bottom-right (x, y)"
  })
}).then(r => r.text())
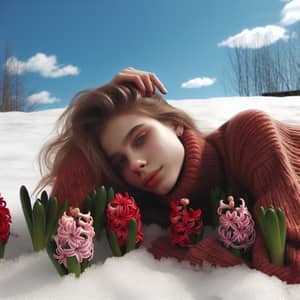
top-left (111, 67), bottom-right (168, 96)
top-left (141, 73), bottom-right (154, 95)
top-left (149, 72), bottom-right (168, 95)
top-left (113, 73), bottom-right (146, 94)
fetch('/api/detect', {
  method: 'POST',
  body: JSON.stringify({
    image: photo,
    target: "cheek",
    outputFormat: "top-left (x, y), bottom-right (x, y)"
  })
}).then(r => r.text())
top-left (122, 170), bottom-right (138, 186)
top-left (151, 130), bottom-right (172, 150)
top-left (148, 140), bottom-right (164, 154)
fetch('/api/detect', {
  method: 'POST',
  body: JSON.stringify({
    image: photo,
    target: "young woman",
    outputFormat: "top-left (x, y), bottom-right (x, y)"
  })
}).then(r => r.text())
top-left (37, 67), bottom-right (300, 283)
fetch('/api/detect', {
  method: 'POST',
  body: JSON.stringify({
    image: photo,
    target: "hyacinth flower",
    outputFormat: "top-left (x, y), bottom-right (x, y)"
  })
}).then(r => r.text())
top-left (169, 198), bottom-right (203, 248)
top-left (82, 185), bottom-right (115, 240)
top-left (217, 196), bottom-right (255, 257)
top-left (106, 192), bottom-right (143, 256)
top-left (0, 194), bottom-right (12, 258)
top-left (47, 208), bottom-right (95, 277)
top-left (258, 206), bottom-right (286, 266)
top-left (20, 185), bottom-right (68, 251)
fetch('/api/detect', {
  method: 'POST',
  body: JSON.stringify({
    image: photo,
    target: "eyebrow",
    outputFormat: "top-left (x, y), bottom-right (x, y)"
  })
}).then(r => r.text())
top-left (109, 123), bottom-right (145, 160)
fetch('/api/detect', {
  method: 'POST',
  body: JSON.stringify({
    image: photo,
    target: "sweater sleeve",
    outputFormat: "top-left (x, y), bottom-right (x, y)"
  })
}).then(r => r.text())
top-left (223, 110), bottom-right (300, 205)
top-left (222, 109), bottom-right (300, 279)
top-left (51, 147), bottom-right (97, 209)
top-left (220, 109), bottom-right (285, 194)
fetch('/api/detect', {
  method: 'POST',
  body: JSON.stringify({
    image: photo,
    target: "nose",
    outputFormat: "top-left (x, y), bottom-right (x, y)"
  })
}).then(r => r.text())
top-left (130, 158), bottom-right (147, 175)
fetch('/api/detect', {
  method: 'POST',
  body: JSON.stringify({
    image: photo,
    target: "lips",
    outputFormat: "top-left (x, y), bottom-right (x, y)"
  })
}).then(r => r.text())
top-left (143, 167), bottom-right (161, 188)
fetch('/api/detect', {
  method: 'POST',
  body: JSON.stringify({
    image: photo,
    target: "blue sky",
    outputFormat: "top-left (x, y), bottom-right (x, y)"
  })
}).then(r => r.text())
top-left (1, 0), bottom-right (300, 109)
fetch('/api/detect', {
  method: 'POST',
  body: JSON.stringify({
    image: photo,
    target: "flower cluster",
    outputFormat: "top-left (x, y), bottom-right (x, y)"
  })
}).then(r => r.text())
top-left (217, 196), bottom-right (255, 250)
top-left (54, 208), bottom-right (95, 268)
top-left (0, 194), bottom-right (12, 244)
top-left (170, 198), bottom-right (203, 247)
top-left (106, 192), bottom-right (143, 248)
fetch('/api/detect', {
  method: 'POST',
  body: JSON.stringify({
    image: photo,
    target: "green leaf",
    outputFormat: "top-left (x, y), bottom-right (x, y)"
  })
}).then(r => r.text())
top-left (107, 187), bottom-right (115, 203)
top-left (32, 200), bottom-right (46, 251)
top-left (93, 186), bottom-right (107, 239)
top-left (83, 195), bottom-right (93, 214)
top-left (81, 258), bottom-right (91, 273)
top-left (258, 206), bottom-right (266, 236)
top-left (67, 256), bottom-right (81, 278)
top-left (20, 185), bottom-right (33, 236)
top-left (264, 208), bottom-right (284, 265)
top-left (45, 197), bottom-right (58, 242)
top-left (108, 230), bottom-right (122, 257)
top-left (40, 190), bottom-right (49, 210)
top-left (126, 218), bottom-right (138, 253)
top-left (0, 241), bottom-right (5, 259)
top-left (50, 200), bottom-right (68, 237)
top-left (276, 208), bottom-right (286, 260)
top-left (229, 247), bottom-right (242, 258)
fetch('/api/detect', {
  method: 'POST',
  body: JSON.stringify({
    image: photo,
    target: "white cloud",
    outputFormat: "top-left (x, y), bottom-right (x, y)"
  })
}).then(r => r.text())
top-left (281, 0), bottom-right (300, 26)
top-left (218, 25), bottom-right (289, 49)
top-left (6, 53), bottom-right (80, 78)
top-left (27, 91), bottom-right (61, 104)
top-left (181, 77), bottom-right (216, 89)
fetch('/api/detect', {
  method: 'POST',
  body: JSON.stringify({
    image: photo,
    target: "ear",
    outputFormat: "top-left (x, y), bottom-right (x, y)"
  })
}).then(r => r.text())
top-left (175, 124), bottom-right (184, 137)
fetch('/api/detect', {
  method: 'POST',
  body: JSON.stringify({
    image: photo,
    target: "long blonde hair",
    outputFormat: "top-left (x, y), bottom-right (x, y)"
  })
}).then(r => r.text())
top-left (36, 83), bottom-right (201, 195)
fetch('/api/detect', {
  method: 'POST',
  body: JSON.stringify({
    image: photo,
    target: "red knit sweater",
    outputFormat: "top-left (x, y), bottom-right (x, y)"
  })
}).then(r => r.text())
top-left (51, 109), bottom-right (300, 283)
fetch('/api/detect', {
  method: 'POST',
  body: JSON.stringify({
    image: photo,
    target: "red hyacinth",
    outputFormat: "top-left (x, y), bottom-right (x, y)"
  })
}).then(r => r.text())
top-left (170, 198), bottom-right (203, 247)
top-left (106, 192), bottom-right (143, 248)
top-left (0, 194), bottom-right (12, 243)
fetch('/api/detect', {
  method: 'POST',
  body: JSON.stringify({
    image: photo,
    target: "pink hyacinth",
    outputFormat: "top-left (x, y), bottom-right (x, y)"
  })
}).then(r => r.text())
top-left (217, 196), bottom-right (255, 250)
top-left (106, 192), bottom-right (143, 248)
top-left (54, 208), bottom-right (95, 268)
top-left (169, 198), bottom-right (203, 248)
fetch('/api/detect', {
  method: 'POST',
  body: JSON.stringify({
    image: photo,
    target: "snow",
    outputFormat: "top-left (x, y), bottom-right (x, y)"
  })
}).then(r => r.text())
top-left (1, 96), bottom-right (300, 300)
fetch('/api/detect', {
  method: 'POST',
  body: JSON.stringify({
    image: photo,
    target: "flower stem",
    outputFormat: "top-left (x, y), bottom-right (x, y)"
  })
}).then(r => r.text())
top-left (0, 241), bottom-right (5, 259)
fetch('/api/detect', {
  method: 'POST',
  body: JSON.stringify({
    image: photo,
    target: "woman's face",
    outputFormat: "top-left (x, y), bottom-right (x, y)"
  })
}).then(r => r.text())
top-left (100, 113), bottom-right (185, 195)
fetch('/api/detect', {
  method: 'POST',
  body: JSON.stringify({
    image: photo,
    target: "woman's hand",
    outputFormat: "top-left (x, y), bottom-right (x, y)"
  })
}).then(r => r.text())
top-left (110, 67), bottom-right (168, 97)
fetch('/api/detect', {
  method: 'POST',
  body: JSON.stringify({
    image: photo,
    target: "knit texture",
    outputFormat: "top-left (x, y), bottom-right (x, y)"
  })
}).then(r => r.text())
top-left (51, 109), bottom-right (300, 283)
top-left (151, 109), bottom-right (300, 284)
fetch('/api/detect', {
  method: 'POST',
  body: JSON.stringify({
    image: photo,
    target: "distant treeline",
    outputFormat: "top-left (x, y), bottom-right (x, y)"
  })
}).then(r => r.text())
top-left (262, 90), bottom-right (300, 97)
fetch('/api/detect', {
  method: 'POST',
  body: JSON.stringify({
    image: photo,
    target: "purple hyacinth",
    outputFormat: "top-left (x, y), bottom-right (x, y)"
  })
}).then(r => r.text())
top-left (54, 208), bottom-right (95, 268)
top-left (217, 196), bottom-right (255, 250)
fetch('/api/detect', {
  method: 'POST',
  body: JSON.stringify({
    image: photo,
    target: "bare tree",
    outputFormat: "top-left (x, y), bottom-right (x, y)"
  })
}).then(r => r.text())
top-left (226, 35), bottom-right (300, 96)
top-left (0, 45), bottom-right (35, 112)
top-left (0, 46), bottom-right (11, 111)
